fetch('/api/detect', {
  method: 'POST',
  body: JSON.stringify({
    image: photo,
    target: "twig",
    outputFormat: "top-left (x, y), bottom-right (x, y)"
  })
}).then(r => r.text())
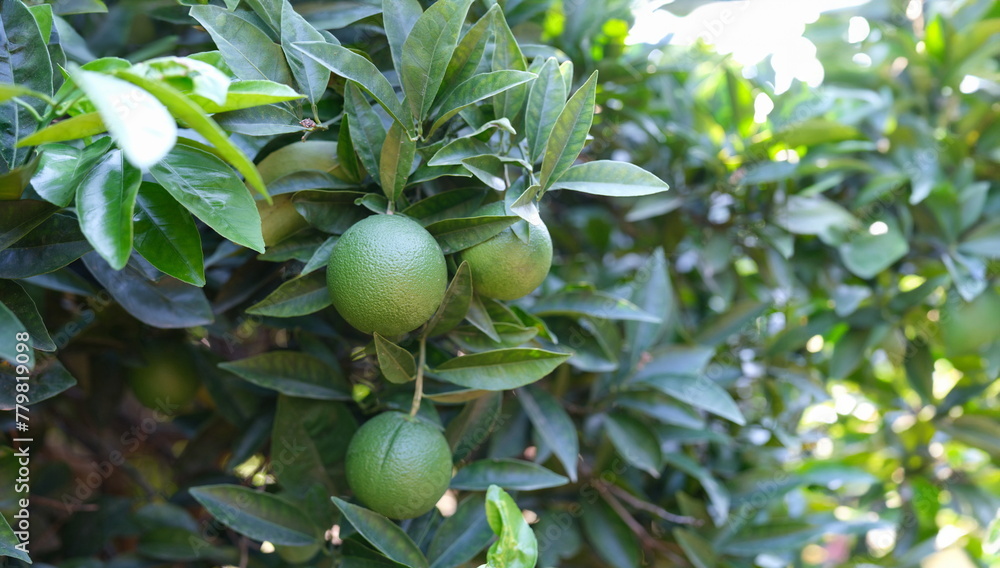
top-left (238, 535), bottom-right (249, 568)
top-left (409, 336), bottom-right (427, 417)
top-left (608, 484), bottom-right (703, 526)
top-left (596, 483), bottom-right (687, 565)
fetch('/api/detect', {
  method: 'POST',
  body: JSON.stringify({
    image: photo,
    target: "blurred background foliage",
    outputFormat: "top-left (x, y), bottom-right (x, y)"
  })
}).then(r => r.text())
top-left (2, 0), bottom-right (1000, 567)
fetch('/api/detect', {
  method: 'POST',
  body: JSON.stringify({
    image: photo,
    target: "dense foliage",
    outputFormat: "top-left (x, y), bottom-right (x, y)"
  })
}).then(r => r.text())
top-left (2, 0), bottom-right (1000, 567)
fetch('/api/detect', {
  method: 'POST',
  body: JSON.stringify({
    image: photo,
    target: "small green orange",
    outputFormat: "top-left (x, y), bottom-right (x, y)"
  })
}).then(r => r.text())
top-left (128, 345), bottom-right (199, 411)
top-left (344, 412), bottom-right (453, 520)
top-left (460, 203), bottom-right (553, 300)
top-left (327, 214), bottom-right (447, 336)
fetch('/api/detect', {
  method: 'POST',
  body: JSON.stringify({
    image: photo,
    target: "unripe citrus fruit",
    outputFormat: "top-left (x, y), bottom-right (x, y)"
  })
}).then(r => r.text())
top-left (460, 203), bottom-right (553, 300)
top-left (128, 345), bottom-right (199, 411)
top-left (344, 412), bottom-right (453, 520)
top-left (275, 542), bottom-right (322, 564)
top-left (327, 214), bottom-right (447, 336)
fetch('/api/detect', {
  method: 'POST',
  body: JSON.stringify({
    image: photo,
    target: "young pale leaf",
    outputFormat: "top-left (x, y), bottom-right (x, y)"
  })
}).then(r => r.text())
top-left (539, 71), bottom-right (598, 191)
top-left (379, 121), bottom-right (416, 201)
top-left (189, 80), bottom-right (304, 114)
top-left (0, 83), bottom-right (52, 104)
top-left (426, 261), bottom-right (474, 337)
top-left (518, 385), bottom-right (579, 481)
top-left (292, 41), bottom-right (410, 133)
top-left (427, 494), bottom-right (494, 568)
top-left (150, 144), bottom-right (265, 253)
top-left (483, 485), bottom-right (537, 568)
top-left (382, 0), bottom-right (423, 78)
top-left (431, 348), bottom-right (569, 390)
top-left (531, 289), bottom-right (660, 322)
top-left (400, 0), bottom-right (475, 126)
top-left (374, 333), bottom-right (417, 384)
top-left (133, 181), bottom-right (205, 286)
top-left (246, 272), bottom-right (331, 317)
top-left (280, 0), bottom-right (331, 103)
top-left (428, 70), bottom-right (536, 137)
top-left (525, 57), bottom-right (566, 164)
top-left (220, 351), bottom-right (351, 400)
top-left (428, 137), bottom-right (494, 167)
top-left (604, 412), bottom-right (662, 477)
top-left (550, 160), bottom-right (670, 197)
top-left (189, 6), bottom-right (293, 84)
top-left (71, 70), bottom-right (177, 170)
top-left (76, 149), bottom-right (141, 270)
top-left (189, 485), bottom-right (320, 546)
top-left (112, 70), bottom-right (269, 198)
top-left (82, 253), bottom-right (213, 328)
top-left (31, 137), bottom-right (113, 207)
top-left (16, 112), bottom-right (107, 147)
top-left (452, 459), bottom-right (568, 491)
top-left (331, 497), bottom-right (429, 568)
top-left (425, 214), bottom-right (519, 254)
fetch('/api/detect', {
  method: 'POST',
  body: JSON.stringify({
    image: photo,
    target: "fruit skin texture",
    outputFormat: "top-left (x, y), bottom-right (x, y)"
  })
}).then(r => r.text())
top-left (327, 214), bottom-right (447, 336)
top-left (128, 346), bottom-right (199, 411)
top-left (344, 412), bottom-right (453, 520)
top-left (460, 203), bottom-right (553, 300)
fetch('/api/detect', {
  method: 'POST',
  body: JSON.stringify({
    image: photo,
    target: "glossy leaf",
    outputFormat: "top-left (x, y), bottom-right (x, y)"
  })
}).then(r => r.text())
top-left (374, 333), bottom-right (417, 384)
top-left (451, 459), bottom-right (568, 491)
top-left (292, 189), bottom-right (368, 233)
top-left (525, 57), bottom-right (566, 164)
top-left (1, 0), bottom-right (53, 168)
top-left (550, 160), bottom-right (670, 197)
top-left (518, 385), bottom-right (579, 481)
top-left (133, 181), bottom-right (205, 286)
top-left (189, 5), bottom-right (293, 85)
top-left (380, 121), bottom-right (415, 201)
top-left (0, 512), bottom-right (30, 564)
top-left (0, 213), bottom-right (91, 279)
top-left (382, 0), bottom-right (422, 79)
top-left (344, 81), bottom-right (387, 182)
top-left (75, 149), bottom-right (141, 269)
top-left (425, 214), bottom-right (519, 254)
top-left (484, 485), bottom-right (537, 568)
top-left (539, 71), bottom-right (597, 191)
top-left (246, 272), bottom-right (331, 317)
top-left (431, 348), bottom-right (570, 390)
top-left (332, 497), bottom-right (429, 568)
top-left (189, 485), bottom-right (319, 546)
top-left (220, 351), bottom-right (351, 400)
top-left (428, 70), bottom-right (535, 136)
top-left (442, 5), bottom-right (496, 88)
top-left (425, 261), bottom-right (474, 337)
top-left (532, 289), bottom-right (660, 322)
top-left (0, 198), bottom-right (58, 250)
top-left (150, 143), bottom-right (265, 253)
top-left (16, 112), bottom-right (107, 147)
top-left (190, 80), bottom-right (304, 114)
top-left (0, 280), bottom-right (54, 351)
top-left (31, 137), bottom-right (113, 206)
top-left (280, 0), bottom-right (330, 103)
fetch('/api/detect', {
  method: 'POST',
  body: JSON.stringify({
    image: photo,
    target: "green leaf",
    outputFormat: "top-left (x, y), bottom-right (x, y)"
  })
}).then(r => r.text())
top-left (445, 391), bottom-right (502, 462)
top-left (490, 10), bottom-right (528, 125)
top-left (31, 137), bottom-right (113, 206)
top-left (0, 358), bottom-right (77, 409)
top-left (189, 485), bottom-right (320, 546)
top-left (0, 301), bottom-right (32, 368)
top-left (70, 70), bottom-right (177, 169)
top-left (431, 348), bottom-right (569, 390)
top-left (246, 272), bottom-right (331, 317)
top-left (636, 373), bottom-right (746, 425)
top-left (344, 81), bottom-right (387, 182)
top-left (441, 5), bottom-right (496, 89)
top-left (133, 181), bottom-right (205, 286)
top-left (75, 149), bottom-right (141, 269)
top-left (425, 261), bottom-right (474, 337)
top-left (404, 188), bottom-right (485, 225)
top-left (0, 82), bottom-right (51, 104)
top-left (0, 198), bottom-right (58, 250)
top-left (719, 520), bottom-right (821, 555)
top-left (49, 0), bottom-right (107, 15)
top-left (532, 289), bottom-right (660, 322)
top-left (220, 351), bottom-right (352, 400)
top-left (382, 0), bottom-right (423, 80)
top-left (631, 345), bottom-right (715, 383)
top-left (518, 385), bottom-right (578, 481)
top-left (301, 235), bottom-right (338, 275)
top-left (1, 0), bottom-right (54, 168)
top-left (0, 280), bottom-right (54, 350)
top-left (380, 121), bottom-right (416, 201)
top-left (0, 213), bottom-right (91, 279)
top-left (694, 300), bottom-right (768, 347)
top-left (461, 155), bottom-right (506, 191)
top-left (374, 333), bottom-right (417, 384)
top-left (0, 511), bottom-right (30, 564)
top-left (623, 248), bottom-right (673, 370)
top-left (337, 114), bottom-right (362, 183)
top-left (189, 5), bottom-right (293, 85)
top-left (0, 151), bottom-right (38, 199)
top-left (427, 494), bottom-right (494, 568)
top-left (214, 104), bottom-right (305, 136)
top-left (674, 528), bottom-right (717, 568)
top-left (280, 0), bottom-right (330, 104)
top-left (525, 57), bottom-right (566, 164)
top-left (273, 395), bottom-right (357, 497)
top-left (16, 112), bottom-right (106, 147)
top-left (400, 0), bottom-right (474, 126)
top-left (539, 71), bottom-right (597, 191)
top-left (838, 218), bottom-right (909, 279)
top-left (940, 414), bottom-right (1000, 458)
top-left (662, 453), bottom-right (730, 524)
top-left (292, 189), bottom-right (368, 233)
top-left (82, 253), bottom-right (213, 328)
top-left (149, 143), bottom-right (265, 253)
top-left (484, 485), bottom-right (537, 568)
top-left (128, 56), bottom-right (231, 104)
top-left (550, 160), bottom-right (670, 197)
top-left (331, 497), bottom-right (429, 568)
top-left (292, 42), bottom-right (410, 134)
top-left (959, 218), bottom-right (1000, 259)
top-left (773, 194), bottom-right (858, 236)
top-left (428, 70), bottom-right (536, 136)
top-left (604, 412), bottom-right (662, 477)
top-left (451, 459), bottom-right (568, 491)
top-left (581, 500), bottom-right (640, 568)
top-left (425, 214), bottom-right (519, 254)
top-left (465, 294), bottom-right (499, 342)
top-left (190, 80), bottom-right (304, 114)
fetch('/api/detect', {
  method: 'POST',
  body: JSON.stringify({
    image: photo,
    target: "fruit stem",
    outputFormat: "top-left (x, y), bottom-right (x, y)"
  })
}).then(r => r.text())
top-left (409, 335), bottom-right (427, 417)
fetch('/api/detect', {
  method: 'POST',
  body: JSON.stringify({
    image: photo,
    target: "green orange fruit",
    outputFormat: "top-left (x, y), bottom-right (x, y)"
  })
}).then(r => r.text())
top-left (127, 345), bottom-right (199, 411)
top-left (344, 412), bottom-right (453, 520)
top-left (327, 214), bottom-right (447, 336)
top-left (460, 203), bottom-right (553, 300)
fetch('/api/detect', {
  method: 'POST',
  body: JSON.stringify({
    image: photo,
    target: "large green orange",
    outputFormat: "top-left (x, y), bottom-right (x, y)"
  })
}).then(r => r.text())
top-left (127, 345), bottom-right (199, 411)
top-left (327, 214), bottom-right (447, 336)
top-left (345, 412), bottom-right (453, 520)
top-left (460, 203), bottom-right (553, 300)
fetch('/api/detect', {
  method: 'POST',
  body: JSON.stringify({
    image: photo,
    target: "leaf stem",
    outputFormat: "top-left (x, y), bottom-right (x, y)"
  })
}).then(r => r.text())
top-left (409, 335), bottom-right (427, 417)
top-left (13, 98), bottom-right (45, 124)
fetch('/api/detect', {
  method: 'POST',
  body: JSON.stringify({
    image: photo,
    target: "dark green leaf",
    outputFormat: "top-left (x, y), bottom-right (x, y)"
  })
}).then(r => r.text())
top-left (427, 494), bottom-right (494, 568)
top-left (604, 412), bottom-right (662, 477)
top-left (0, 198), bottom-right (58, 250)
top-left (451, 459), bottom-right (568, 491)
top-left (0, 511), bottom-right (30, 563)
top-left (403, 188), bottom-right (485, 225)
top-left (75, 149), bottom-right (141, 270)
top-left (380, 122), bottom-right (415, 201)
top-left (189, 485), bottom-right (320, 546)
top-left (220, 351), bottom-right (351, 400)
top-left (623, 248), bottom-right (673, 370)
top-left (424, 214), bottom-right (518, 254)
top-left (539, 71), bottom-right (597, 191)
top-left (1, 0), bottom-right (54, 169)
top-left (674, 528), bottom-right (716, 568)
top-left (189, 5), bottom-right (293, 85)
top-left (445, 391), bottom-right (502, 462)
top-left (525, 57), bottom-right (566, 164)
top-left (430, 348), bottom-right (569, 390)
top-left (332, 497), bottom-right (429, 568)
top-left (246, 272), bottom-right (331, 317)
top-left (490, 10), bottom-right (528, 125)
top-left (280, 0), bottom-right (330, 103)
top-left (0, 213), bottom-right (91, 278)
top-left (273, 394), bottom-right (357, 497)
top-left (532, 289), bottom-right (660, 322)
top-left (133, 181), bottom-right (205, 286)
top-left (518, 385), bottom-right (578, 481)
top-left (636, 373), bottom-right (746, 425)
top-left (0, 280), bottom-right (54, 351)
top-left (0, 358), bottom-right (77, 410)
top-left (344, 82), bottom-right (387, 182)
top-left (382, 0), bottom-right (422, 79)
top-left (292, 190), bottom-right (368, 233)
top-left (441, 5), bottom-right (496, 89)
top-left (428, 70), bottom-right (535, 136)
top-left (720, 520), bottom-right (821, 555)
top-left (581, 500), bottom-right (639, 568)
top-left (31, 137), bottom-right (113, 207)
top-left (374, 333), bottom-right (416, 384)
top-left (662, 453), bottom-right (730, 524)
